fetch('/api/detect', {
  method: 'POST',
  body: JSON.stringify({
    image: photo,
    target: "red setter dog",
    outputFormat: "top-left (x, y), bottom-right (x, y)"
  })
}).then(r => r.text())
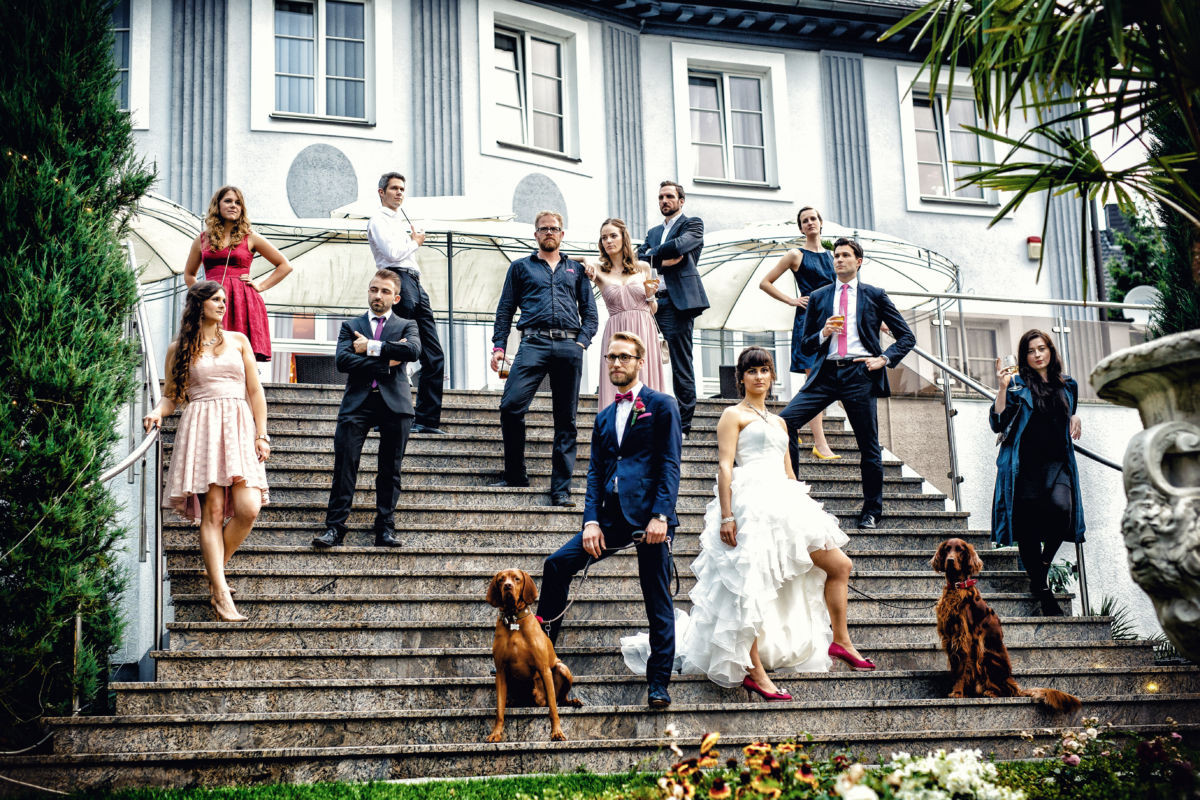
top-left (931, 538), bottom-right (1080, 713)
top-left (485, 569), bottom-right (581, 742)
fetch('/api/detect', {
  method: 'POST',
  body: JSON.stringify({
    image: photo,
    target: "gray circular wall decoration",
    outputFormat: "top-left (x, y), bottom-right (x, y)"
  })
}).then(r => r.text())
top-left (512, 174), bottom-right (568, 227)
top-left (286, 144), bottom-right (358, 218)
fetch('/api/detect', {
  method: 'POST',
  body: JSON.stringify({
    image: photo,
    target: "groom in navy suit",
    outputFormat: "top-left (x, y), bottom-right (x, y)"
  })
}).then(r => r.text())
top-left (780, 238), bottom-right (915, 529)
top-left (537, 331), bottom-right (683, 708)
top-left (638, 180), bottom-right (709, 436)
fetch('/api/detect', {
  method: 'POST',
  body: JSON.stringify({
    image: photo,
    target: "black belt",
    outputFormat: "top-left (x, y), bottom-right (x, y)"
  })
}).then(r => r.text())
top-left (387, 266), bottom-right (420, 278)
top-left (826, 357), bottom-right (866, 366)
top-left (524, 328), bottom-right (579, 340)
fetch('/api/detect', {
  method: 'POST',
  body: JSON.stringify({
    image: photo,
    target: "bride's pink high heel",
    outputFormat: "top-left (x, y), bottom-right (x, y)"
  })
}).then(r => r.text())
top-left (829, 642), bottom-right (876, 671)
top-left (742, 676), bottom-right (792, 701)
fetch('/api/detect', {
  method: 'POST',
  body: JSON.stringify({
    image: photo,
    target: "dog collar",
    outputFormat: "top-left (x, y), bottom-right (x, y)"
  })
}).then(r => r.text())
top-left (953, 579), bottom-right (978, 589)
top-left (503, 608), bottom-right (535, 629)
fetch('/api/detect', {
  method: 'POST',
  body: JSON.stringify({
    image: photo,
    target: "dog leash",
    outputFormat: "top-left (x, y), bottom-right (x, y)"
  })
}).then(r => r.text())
top-left (540, 536), bottom-right (680, 634)
top-left (846, 583), bottom-right (939, 610)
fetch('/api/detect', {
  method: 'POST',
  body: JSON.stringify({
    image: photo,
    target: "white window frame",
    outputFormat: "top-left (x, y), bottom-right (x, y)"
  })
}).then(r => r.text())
top-left (250, 0), bottom-right (390, 139)
top-left (687, 70), bottom-right (769, 185)
top-left (492, 26), bottom-right (567, 155)
top-left (896, 64), bottom-right (1002, 217)
top-left (670, 42), bottom-right (788, 199)
top-left (477, 0), bottom-right (591, 172)
top-left (112, 0), bottom-right (150, 129)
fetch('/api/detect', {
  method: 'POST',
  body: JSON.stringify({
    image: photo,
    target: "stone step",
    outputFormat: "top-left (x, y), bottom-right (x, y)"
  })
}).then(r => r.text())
top-left (255, 483), bottom-right (949, 512)
top-left (46, 693), bottom-right (1193, 754)
top-left (163, 526), bottom-right (995, 552)
top-left (147, 641), bottom-right (1142, 681)
top-left (164, 616), bottom-right (1114, 651)
top-left (165, 544), bottom-right (1015, 573)
top-left (114, 666), bottom-right (1194, 715)
top-left (9, 722), bottom-right (1196, 791)
top-left (228, 503), bottom-right (971, 530)
top-left (167, 568), bottom-right (1033, 597)
top-left (255, 464), bottom-right (927, 493)
top-left (167, 592), bottom-right (1069, 622)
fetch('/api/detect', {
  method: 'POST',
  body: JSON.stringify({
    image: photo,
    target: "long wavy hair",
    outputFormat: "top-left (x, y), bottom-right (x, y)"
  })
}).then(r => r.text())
top-left (1017, 328), bottom-right (1068, 414)
top-left (203, 185), bottom-right (253, 251)
top-left (169, 280), bottom-right (225, 403)
top-left (736, 346), bottom-right (776, 397)
top-left (597, 218), bottom-right (638, 275)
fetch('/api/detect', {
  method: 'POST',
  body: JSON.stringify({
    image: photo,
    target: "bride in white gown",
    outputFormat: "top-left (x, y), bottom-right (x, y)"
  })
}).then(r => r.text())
top-left (622, 346), bottom-right (875, 699)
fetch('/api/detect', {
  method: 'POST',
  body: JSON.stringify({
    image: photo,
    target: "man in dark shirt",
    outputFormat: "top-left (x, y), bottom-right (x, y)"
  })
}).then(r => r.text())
top-left (490, 211), bottom-right (599, 507)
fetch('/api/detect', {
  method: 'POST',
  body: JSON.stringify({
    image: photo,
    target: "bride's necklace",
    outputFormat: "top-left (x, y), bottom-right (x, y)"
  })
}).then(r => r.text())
top-left (201, 332), bottom-right (220, 348)
top-left (742, 402), bottom-right (771, 423)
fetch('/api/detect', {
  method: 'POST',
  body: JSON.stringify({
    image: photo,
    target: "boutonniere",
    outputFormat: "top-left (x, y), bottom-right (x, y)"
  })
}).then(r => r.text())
top-left (630, 397), bottom-right (651, 427)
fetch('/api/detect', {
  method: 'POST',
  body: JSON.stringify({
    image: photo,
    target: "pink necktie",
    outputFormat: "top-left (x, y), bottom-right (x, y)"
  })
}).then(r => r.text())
top-left (837, 284), bottom-right (849, 358)
top-left (371, 316), bottom-right (386, 388)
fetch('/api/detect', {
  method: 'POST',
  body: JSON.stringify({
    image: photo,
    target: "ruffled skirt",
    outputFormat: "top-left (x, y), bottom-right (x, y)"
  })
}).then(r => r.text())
top-left (164, 396), bottom-right (270, 521)
top-left (621, 465), bottom-right (848, 686)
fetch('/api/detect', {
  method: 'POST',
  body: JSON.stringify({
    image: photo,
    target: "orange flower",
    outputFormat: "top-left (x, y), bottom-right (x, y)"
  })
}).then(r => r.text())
top-left (795, 761), bottom-right (819, 787)
top-left (672, 758), bottom-right (700, 778)
top-left (744, 742), bottom-right (772, 758)
top-left (750, 777), bottom-right (782, 799)
top-left (707, 778), bottom-right (732, 799)
top-left (775, 743), bottom-right (798, 754)
top-left (700, 732), bottom-right (722, 755)
top-left (697, 756), bottom-right (720, 769)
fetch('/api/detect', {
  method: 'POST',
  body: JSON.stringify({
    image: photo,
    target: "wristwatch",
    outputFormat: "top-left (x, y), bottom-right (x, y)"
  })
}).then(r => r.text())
top-left (256, 434), bottom-right (271, 442)
top-left (654, 513), bottom-right (668, 523)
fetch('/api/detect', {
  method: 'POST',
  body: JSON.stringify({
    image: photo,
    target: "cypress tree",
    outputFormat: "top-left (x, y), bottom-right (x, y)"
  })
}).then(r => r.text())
top-left (1147, 108), bottom-right (1200, 337)
top-left (0, 0), bottom-right (154, 744)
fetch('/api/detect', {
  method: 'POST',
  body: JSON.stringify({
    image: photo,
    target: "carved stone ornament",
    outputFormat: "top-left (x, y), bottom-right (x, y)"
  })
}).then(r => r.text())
top-left (1091, 330), bottom-right (1200, 660)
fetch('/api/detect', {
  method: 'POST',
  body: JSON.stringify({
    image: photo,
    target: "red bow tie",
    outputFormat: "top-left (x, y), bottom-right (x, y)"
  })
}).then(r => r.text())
top-left (615, 391), bottom-right (635, 403)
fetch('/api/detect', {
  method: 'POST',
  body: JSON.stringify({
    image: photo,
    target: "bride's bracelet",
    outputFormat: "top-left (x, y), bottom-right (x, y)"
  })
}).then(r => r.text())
top-left (720, 516), bottom-right (735, 524)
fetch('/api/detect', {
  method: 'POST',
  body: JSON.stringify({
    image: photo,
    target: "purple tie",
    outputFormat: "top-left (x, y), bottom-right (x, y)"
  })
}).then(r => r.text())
top-left (837, 284), bottom-right (849, 358)
top-left (371, 316), bottom-right (386, 388)
top-left (614, 391), bottom-right (634, 404)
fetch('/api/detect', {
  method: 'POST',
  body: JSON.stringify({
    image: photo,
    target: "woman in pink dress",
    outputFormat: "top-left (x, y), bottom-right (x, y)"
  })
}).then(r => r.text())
top-left (183, 186), bottom-right (293, 362)
top-left (586, 218), bottom-right (669, 409)
top-left (143, 280), bottom-right (271, 621)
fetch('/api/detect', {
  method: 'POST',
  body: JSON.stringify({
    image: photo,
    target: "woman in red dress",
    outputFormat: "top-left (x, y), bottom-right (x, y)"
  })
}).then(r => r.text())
top-left (184, 186), bottom-right (293, 361)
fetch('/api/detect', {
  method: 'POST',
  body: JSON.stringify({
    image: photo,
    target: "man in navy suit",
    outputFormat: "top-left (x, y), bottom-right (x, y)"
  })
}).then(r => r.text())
top-left (537, 331), bottom-right (683, 709)
top-left (638, 180), bottom-right (709, 436)
top-left (780, 238), bottom-right (915, 529)
top-left (314, 269), bottom-right (422, 548)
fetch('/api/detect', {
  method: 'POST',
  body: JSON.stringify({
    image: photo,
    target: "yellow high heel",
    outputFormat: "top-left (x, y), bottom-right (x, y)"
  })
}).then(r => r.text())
top-left (812, 447), bottom-right (842, 461)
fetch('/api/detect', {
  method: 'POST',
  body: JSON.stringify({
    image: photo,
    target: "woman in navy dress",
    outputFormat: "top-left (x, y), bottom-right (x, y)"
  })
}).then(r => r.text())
top-left (758, 206), bottom-right (838, 459)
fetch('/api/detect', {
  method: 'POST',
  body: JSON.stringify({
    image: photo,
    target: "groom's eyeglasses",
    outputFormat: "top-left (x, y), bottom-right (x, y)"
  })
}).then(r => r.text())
top-left (603, 354), bottom-right (640, 364)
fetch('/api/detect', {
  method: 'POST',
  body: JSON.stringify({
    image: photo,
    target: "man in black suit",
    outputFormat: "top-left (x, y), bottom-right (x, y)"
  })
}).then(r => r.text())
top-left (637, 180), bottom-right (709, 436)
top-left (780, 238), bottom-right (915, 529)
top-left (314, 269), bottom-right (422, 548)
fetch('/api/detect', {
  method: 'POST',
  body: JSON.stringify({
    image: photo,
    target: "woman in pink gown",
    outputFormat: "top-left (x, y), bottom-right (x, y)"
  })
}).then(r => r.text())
top-left (586, 218), bottom-right (669, 409)
top-left (183, 186), bottom-right (293, 362)
top-left (143, 280), bottom-right (271, 621)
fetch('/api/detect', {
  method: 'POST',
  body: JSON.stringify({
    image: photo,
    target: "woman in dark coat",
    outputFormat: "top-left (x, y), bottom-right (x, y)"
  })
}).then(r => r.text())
top-left (990, 329), bottom-right (1085, 616)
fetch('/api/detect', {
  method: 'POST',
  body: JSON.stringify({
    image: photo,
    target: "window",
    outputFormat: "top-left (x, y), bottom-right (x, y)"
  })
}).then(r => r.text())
top-left (493, 26), bottom-right (564, 153)
top-left (111, 0), bottom-right (131, 111)
top-left (274, 0), bottom-right (366, 120)
top-left (940, 322), bottom-right (1000, 389)
top-left (912, 93), bottom-right (984, 201)
top-left (688, 72), bottom-right (766, 183)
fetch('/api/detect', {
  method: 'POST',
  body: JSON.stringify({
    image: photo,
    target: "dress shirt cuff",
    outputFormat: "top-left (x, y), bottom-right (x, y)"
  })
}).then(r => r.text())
top-left (819, 332), bottom-right (830, 345)
top-left (367, 339), bottom-right (382, 357)
top-left (583, 520), bottom-right (600, 530)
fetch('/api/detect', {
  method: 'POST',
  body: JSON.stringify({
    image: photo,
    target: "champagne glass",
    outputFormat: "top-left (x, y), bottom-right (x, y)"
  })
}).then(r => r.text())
top-left (1001, 354), bottom-right (1018, 376)
top-left (829, 314), bottom-right (845, 332)
top-left (644, 267), bottom-right (660, 296)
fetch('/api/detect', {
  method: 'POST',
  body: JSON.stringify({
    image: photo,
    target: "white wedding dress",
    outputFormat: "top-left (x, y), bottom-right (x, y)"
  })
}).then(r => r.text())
top-left (621, 416), bottom-right (849, 687)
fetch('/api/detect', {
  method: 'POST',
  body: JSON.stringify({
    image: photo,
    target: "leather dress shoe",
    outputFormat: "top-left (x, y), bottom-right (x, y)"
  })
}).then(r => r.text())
top-left (374, 529), bottom-right (402, 547)
top-left (857, 513), bottom-right (878, 529)
top-left (312, 528), bottom-right (345, 548)
top-left (549, 493), bottom-right (575, 508)
top-left (488, 477), bottom-right (530, 488)
top-left (647, 684), bottom-right (672, 709)
top-left (411, 424), bottom-right (447, 435)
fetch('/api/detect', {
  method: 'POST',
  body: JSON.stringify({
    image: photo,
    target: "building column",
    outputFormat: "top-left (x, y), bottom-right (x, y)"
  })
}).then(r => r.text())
top-left (603, 23), bottom-right (647, 238)
top-left (820, 50), bottom-right (875, 230)
top-left (410, 0), bottom-right (464, 196)
top-left (167, 0), bottom-right (227, 215)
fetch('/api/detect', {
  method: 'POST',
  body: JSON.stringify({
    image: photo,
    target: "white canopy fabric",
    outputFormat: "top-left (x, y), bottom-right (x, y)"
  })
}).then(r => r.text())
top-left (128, 193), bottom-right (959, 327)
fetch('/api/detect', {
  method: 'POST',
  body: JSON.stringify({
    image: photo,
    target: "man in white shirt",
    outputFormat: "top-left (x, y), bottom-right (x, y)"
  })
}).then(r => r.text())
top-left (779, 238), bottom-right (915, 529)
top-left (367, 172), bottom-right (446, 435)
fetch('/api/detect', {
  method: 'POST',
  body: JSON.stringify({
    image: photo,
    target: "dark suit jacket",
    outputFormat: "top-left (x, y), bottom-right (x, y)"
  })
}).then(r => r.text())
top-left (584, 386), bottom-right (682, 530)
top-left (798, 280), bottom-right (915, 398)
top-left (335, 312), bottom-right (422, 416)
top-left (637, 214), bottom-right (709, 316)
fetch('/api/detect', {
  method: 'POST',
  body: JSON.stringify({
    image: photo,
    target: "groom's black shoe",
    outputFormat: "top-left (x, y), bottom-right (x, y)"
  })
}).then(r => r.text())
top-left (312, 528), bottom-right (344, 548)
top-left (856, 513), bottom-right (878, 530)
top-left (647, 684), bottom-right (672, 709)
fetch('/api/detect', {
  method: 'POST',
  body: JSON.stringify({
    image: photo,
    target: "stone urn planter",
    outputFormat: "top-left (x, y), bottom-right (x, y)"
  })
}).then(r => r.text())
top-left (1091, 330), bottom-right (1200, 661)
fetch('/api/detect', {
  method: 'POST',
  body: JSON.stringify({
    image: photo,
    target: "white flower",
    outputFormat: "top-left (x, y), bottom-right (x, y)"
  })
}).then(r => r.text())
top-left (841, 785), bottom-right (879, 800)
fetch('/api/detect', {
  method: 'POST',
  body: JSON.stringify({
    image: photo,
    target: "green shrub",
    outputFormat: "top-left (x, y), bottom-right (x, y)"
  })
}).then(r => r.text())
top-left (0, 0), bottom-right (153, 744)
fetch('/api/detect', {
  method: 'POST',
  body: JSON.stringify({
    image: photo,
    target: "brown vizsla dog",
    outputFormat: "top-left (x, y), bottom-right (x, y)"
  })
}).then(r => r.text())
top-left (931, 538), bottom-right (1081, 713)
top-left (485, 568), bottom-right (581, 742)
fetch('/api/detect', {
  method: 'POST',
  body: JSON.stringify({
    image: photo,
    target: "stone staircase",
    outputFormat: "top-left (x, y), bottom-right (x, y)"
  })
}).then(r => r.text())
top-left (3, 385), bottom-right (1198, 791)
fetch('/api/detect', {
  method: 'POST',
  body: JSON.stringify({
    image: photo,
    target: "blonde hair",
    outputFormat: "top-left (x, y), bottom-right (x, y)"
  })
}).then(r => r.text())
top-left (597, 218), bottom-right (638, 275)
top-left (534, 210), bottom-right (564, 229)
top-left (608, 331), bottom-right (646, 360)
top-left (204, 185), bottom-right (253, 250)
